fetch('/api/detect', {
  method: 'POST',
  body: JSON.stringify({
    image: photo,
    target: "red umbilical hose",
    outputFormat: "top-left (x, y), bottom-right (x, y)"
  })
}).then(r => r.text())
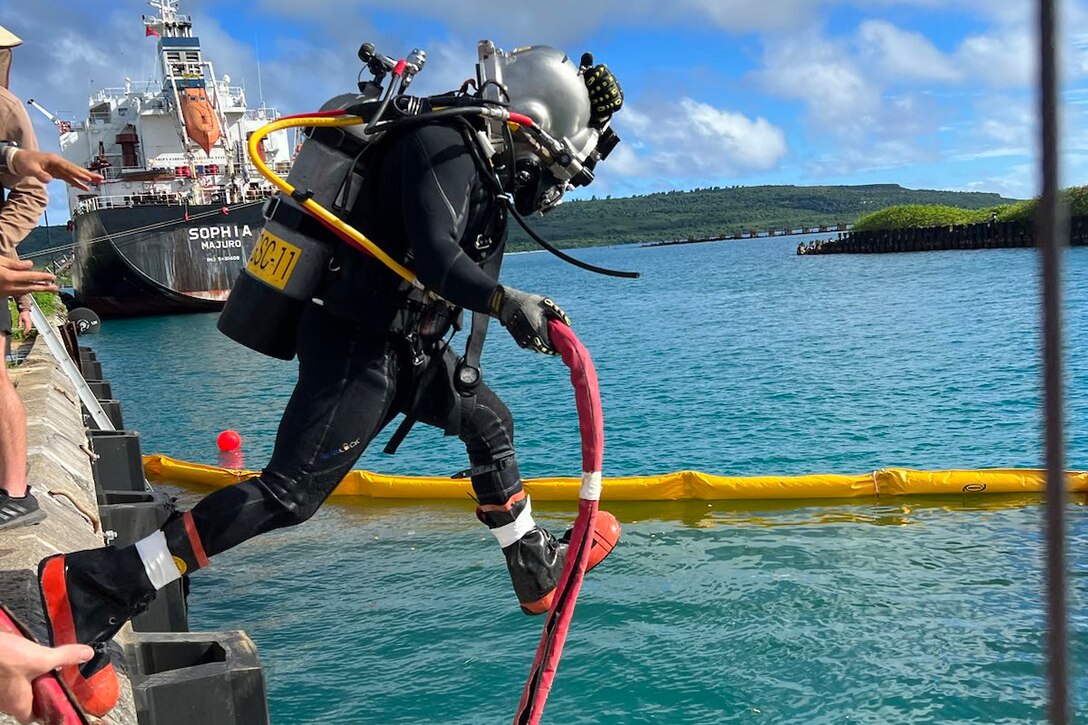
top-left (513, 320), bottom-right (604, 725)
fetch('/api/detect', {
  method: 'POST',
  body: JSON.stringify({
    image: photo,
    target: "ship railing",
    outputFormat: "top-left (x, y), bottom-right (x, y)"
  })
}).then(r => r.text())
top-left (73, 186), bottom-right (274, 215)
top-left (243, 107), bottom-right (280, 121)
top-left (214, 85), bottom-right (248, 109)
top-left (89, 80), bottom-right (162, 103)
top-left (74, 192), bottom-right (190, 214)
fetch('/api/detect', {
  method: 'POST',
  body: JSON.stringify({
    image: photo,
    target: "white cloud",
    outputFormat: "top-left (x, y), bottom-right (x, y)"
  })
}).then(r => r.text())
top-left (756, 32), bottom-right (880, 134)
top-left (970, 94), bottom-right (1036, 153)
top-left (857, 20), bottom-right (962, 83)
top-left (673, 0), bottom-right (822, 32)
top-left (959, 163), bottom-right (1035, 198)
top-left (614, 97), bottom-right (787, 178)
top-left (956, 30), bottom-right (1036, 88)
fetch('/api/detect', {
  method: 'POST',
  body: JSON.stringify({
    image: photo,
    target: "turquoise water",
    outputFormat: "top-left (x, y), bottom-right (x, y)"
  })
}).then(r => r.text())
top-left (87, 235), bottom-right (1087, 723)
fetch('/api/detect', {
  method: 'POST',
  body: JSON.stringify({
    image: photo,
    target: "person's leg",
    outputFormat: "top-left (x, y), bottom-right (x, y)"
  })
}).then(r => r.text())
top-left (414, 351), bottom-right (619, 615)
top-left (0, 358), bottom-right (27, 497)
top-left (0, 325), bottom-right (44, 531)
top-left (38, 305), bottom-right (402, 712)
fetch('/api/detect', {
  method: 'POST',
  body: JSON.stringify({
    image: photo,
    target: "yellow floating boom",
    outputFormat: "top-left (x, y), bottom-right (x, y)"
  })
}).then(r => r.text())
top-left (144, 455), bottom-right (1088, 501)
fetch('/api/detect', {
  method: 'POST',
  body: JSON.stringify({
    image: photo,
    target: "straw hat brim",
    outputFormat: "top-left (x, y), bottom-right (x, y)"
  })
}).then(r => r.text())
top-left (0, 26), bottom-right (23, 49)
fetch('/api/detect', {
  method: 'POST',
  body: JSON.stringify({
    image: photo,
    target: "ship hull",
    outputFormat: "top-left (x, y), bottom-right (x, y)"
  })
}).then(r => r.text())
top-left (72, 202), bottom-right (263, 317)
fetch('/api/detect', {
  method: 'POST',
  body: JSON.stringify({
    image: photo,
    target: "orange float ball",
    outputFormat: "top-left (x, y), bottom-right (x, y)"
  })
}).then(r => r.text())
top-left (217, 429), bottom-right (242, 452)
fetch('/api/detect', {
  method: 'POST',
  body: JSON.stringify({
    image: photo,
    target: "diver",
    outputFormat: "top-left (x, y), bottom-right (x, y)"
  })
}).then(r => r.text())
top-left (37, 43), bottom-right (626, 716)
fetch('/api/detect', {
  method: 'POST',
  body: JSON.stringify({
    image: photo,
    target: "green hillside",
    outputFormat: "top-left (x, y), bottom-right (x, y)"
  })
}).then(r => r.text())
top-left (13, 184), bottom-right (1020, 260)
top-left (17, 225), bottom-right (71, 262)
top-left (508, 184), bottom-right (1018, 250)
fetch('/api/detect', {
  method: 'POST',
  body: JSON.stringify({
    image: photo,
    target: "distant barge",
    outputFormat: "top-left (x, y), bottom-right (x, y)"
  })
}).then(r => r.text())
top-left (643, 223), bottom-right (849, 248)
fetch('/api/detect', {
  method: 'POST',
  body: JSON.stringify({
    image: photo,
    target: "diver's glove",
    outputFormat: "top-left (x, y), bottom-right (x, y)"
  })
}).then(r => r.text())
top-left (581, 54), bottom-right (624, 127)
top-left (489, 285), bottom-right (572, 355)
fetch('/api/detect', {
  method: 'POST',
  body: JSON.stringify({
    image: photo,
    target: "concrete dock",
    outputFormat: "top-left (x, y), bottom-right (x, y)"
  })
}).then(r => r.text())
top-left (0, 331), bottom-right (137, 724)
top-left (798, 217), bottom-right (1088, 255)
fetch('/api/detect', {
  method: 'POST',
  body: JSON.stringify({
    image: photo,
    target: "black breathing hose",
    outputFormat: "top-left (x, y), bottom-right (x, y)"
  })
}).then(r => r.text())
top-left (506, 201), bottom-right (640, 279)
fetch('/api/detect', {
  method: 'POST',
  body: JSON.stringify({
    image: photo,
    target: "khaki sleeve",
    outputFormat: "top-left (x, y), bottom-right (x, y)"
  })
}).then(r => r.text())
top-left (0, 103), bottom-right (48, 259)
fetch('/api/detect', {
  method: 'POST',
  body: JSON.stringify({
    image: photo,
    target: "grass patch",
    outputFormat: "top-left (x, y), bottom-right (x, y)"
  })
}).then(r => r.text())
top-left (7, 292), bottom-right (64, 342)
top-left (851, 185), bottom-right (1088, 232)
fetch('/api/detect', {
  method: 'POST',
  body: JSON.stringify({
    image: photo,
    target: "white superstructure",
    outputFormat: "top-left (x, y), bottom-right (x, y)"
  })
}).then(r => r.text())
top-left (32, 0), bottom-right (292, 217)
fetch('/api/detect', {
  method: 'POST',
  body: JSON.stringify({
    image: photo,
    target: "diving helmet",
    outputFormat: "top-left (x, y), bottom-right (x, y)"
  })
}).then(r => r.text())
top-left (476, 41), bottom-right (618, 214)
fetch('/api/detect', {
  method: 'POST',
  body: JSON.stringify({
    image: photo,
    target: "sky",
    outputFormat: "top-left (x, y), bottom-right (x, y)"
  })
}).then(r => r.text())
top-left (5, 0), bottom-right (1088, 221)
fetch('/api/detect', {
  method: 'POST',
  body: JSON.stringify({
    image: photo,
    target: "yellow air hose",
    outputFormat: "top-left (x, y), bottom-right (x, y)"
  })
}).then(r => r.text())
top-left (246, 114), bottom-right (422, 288)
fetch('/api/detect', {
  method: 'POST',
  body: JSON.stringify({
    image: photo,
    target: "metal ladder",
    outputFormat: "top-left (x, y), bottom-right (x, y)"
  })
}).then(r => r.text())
top-left (28, 296), bottom-right (115, 431)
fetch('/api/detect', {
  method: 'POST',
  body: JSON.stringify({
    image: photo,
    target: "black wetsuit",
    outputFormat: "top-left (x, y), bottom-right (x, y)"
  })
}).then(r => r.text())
top-left (167, 122), bottom-right (520, 561)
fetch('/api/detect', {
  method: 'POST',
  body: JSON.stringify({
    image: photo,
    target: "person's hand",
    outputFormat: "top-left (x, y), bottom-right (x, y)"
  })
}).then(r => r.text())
top-left (581, 61), bottom-right (623, 127)
top-left (17, 309), bottom-right (31, 334)
top-left (0, 632), bottom-right (93, 724)
top-left (0, 258), bottom-right (56, 298)
top-left (490, 285), bottom-right (571, 355)
top-left (9, 149), bottom-right (104, 191)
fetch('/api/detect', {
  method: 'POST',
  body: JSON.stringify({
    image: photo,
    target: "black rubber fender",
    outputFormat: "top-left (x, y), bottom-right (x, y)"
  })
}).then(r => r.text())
top-left (68, 307), bottom-right (102, 335)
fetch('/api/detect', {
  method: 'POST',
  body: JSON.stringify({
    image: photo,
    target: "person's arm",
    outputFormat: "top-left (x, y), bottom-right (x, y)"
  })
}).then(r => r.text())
top-left (398, 125), bottom-right (572, 354)
top-left (0, 142), bottom-right (17, 173)
top-left (0, 103), bottom-right (48, 260)
top-left (15, 294), bottom-right (31, 333)
top-left (399, 125), bottom-right (499, 313)
top-left (6, 147), bottom-right (102, 191)
top-left (0, 257), bottom-right (55, 298)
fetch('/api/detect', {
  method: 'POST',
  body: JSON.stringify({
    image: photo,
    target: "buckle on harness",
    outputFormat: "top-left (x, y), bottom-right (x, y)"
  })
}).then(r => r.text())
top-left (404, 333), bottom-right (426, 367)
top-left (261, 195), bottom-right (281, 220)
top-left (452, 452), bottom-right (514, 480)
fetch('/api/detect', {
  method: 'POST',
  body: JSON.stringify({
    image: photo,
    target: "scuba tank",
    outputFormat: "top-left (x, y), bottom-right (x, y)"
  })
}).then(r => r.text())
top-left (217, 43), bottom-right (430, 360)
top-left (218, 43), bottom-right (479, 360)
top-left (216, 95), bottom-right (374, 360)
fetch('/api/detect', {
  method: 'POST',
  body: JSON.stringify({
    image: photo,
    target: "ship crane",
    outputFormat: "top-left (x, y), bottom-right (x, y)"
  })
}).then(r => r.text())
top-left (26, 99), bottom-right (73, 133)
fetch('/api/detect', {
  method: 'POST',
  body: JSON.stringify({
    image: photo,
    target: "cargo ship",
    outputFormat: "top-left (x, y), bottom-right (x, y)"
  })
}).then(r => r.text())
top-left (30, 0), bottom-right (292, 316)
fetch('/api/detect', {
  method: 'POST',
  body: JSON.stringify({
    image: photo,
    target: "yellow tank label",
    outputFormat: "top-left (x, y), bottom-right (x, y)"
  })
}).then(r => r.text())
top-left (246, 229), bottom-right (302, 290)
top-left (172, 556), bottom-right (188, 575)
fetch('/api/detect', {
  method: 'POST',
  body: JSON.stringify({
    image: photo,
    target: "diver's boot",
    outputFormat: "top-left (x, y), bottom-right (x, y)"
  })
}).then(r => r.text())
top-left (477, 492), bottom-right (621, 616)
top-left (38, 545), bottom-right (157, 716)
